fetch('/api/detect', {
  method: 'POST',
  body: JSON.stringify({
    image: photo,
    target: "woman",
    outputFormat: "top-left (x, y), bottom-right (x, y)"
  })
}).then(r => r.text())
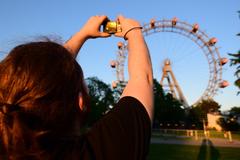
top-left (0, 15), bottom-right (153, 160)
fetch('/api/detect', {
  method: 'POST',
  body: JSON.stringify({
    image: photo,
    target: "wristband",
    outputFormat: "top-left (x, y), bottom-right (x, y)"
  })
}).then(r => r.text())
top-left (123, 26), bottom-right (143, 40)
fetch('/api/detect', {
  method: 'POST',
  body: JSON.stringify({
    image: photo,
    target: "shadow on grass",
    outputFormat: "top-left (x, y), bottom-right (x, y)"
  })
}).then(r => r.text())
top-left (197, 139), bottom-right (220, 160)
top-left (149, 137), bottom-right (240, 160)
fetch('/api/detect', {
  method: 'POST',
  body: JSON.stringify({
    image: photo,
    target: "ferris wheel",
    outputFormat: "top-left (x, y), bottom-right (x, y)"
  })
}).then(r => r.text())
top-left (110, 17), bottom-right (229, 106)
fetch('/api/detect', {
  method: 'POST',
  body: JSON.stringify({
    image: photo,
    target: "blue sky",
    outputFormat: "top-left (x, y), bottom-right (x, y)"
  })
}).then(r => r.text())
top-left (0, 0), bottom-right (239, 111)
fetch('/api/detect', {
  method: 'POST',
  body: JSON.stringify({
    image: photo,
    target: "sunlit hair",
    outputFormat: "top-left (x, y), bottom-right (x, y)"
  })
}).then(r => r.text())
top-left (0, 41), bottom-right (89, 159)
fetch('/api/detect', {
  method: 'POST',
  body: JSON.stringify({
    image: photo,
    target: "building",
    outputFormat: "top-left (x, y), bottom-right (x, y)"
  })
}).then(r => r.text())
top-left (207, 113), bottom-right (222, 131)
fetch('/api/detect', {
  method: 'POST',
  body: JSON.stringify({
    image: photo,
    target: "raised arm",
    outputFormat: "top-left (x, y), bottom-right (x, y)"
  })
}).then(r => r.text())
top-left (115, 16), bottom-right (154, 122)
top-left (63, 15), bottom-right (110, 58)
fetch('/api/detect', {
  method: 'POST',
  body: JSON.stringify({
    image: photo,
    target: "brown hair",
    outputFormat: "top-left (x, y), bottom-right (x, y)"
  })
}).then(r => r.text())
top-left (0, 41), bottom-right (89, 159)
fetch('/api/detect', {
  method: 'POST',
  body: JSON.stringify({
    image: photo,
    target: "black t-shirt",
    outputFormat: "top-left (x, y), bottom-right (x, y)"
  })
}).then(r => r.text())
top-left (0, 96), bottom-right (151, 160)
top-left (79, 96), bottom-right (151, 160)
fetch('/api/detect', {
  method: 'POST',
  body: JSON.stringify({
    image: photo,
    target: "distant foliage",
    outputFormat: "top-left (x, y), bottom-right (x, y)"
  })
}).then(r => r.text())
top-left (217, 117), bottom-right (240, 131)
top-left (84, 77), bottom-right (226, 130)
top-left (230, 106), bottom-right (240, 115)
top-left (85, 77), bottom-right (114, 126)
top-left (228, 11), bottom-right (240, 95)
top-left (217, 106), bottom-right (240, 131)
top-left (186, 99), bottom-right (221, 129)
top-left (229, 51), bottom-right (240, 95)
top-left (153, 79), bottom-right (186, 129)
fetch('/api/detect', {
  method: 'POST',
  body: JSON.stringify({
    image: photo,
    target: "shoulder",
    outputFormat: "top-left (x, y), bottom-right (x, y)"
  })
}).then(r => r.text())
top-left (85, 96), bottom-right (152, 159)
top-left (115, 96), bottom-right (150, 122)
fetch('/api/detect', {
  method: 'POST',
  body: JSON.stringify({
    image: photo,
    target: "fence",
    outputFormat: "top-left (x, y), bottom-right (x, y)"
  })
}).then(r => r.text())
top-left (152, 129), bottom-right (240, 142)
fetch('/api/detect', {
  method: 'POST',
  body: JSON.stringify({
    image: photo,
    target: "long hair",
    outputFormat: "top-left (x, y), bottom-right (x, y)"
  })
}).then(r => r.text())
top-left (0, 41), bottom-right (89, 159)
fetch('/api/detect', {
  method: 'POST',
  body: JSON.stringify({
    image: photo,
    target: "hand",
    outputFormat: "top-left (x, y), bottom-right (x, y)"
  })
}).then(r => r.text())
top-left (80, 15), bottom-right (111, 39)
top-left (114, 15), bottom-right (142, 40)
top-left (63, 15), bottom-right (111, 57)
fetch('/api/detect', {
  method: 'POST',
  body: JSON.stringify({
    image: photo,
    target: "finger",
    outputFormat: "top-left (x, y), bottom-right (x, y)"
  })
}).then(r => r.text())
top-left (117, 15), bottom-right (125, 23)
top-left (99, 15), bottom-right (108, 23)
top-left (99, 32), bottom-right (111, 37)
top-left (114, 32), bottom-right (123, 38)
top-left (98, 16), bottom-right (108, 31)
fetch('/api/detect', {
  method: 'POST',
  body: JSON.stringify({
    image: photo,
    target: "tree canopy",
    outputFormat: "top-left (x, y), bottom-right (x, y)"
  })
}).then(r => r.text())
top-left (85, 77), bottom-right (114, 126)
top-left (228, 11), bottom-right (240, 95)
top-left (84, 77), bottom-right (227, 130)
top-left (153, 79), bottom-right (186, 128)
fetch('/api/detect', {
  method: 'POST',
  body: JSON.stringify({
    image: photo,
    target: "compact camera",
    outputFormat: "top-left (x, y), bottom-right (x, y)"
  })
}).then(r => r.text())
top-left (102, 20), bottom-right (122, 34)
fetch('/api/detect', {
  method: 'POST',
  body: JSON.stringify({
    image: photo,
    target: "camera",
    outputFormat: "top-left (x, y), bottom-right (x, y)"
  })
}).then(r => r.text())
top-left (102, 20), bottom-right (122, 34)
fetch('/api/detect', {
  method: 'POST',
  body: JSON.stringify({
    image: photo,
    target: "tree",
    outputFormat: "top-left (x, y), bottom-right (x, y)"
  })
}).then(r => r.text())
top-left (229, 11), bottom-right (240, 95)
top-left (198, 100), bottom-right (220, 113)
top-left (85, 77), bottom-right (114, 126)
top-left (229, 51), bottom-right (240, 95)
top-left (230, 106), bottom-right (240, 115)
top-left (217, 117), bottom-right (240, 131)
top-left (187, 106), bottom-right (205, 129)
top-left (217, 106), bottom-right (240, 131)
top-left (111, 83), bottom-right (124, 103)
top-left (186, 99), bottom-right (221, 129)
top-left (193, 99), bottom-right (221, 119)
top-left (153, 79), bottom-right (186, 128)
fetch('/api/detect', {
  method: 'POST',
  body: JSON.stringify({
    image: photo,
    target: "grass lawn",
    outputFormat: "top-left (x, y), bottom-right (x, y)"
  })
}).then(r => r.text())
top-left (149, 143), bottom-right (240, 160)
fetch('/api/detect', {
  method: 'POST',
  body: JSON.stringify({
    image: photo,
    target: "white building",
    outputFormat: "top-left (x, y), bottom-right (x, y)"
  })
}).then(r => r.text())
top-left (207, 113), bottom-right (222, 131)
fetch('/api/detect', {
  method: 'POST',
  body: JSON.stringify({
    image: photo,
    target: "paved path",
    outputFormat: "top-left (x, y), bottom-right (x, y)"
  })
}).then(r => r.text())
top-left (151, 137), bottom-right (240, 148)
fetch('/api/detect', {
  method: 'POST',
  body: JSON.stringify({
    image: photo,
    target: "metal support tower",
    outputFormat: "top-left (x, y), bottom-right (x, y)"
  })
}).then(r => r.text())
top-left (160, 59), bottom-right (189, 108)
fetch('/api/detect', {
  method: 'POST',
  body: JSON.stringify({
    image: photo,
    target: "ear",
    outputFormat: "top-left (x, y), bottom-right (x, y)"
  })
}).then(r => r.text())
top-left (79, 95), bottom-right (84, 111)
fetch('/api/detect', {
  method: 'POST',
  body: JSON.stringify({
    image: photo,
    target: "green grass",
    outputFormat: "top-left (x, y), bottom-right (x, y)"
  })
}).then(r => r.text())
top-left (232, 132), bottom-right (240, 141)
top-left (149, 143), bottom-right (240, 160)
top-left (152, 130), bottom-right (240, 141)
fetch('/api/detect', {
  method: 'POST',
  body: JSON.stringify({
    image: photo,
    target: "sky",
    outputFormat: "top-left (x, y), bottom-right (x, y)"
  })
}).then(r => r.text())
top-left (0, 0), bottom-right (239, 111)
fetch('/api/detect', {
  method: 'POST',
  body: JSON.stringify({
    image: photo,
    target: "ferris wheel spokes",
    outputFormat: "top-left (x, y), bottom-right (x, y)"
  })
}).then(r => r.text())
top-left (110, 17), bottom-right (229, 105)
